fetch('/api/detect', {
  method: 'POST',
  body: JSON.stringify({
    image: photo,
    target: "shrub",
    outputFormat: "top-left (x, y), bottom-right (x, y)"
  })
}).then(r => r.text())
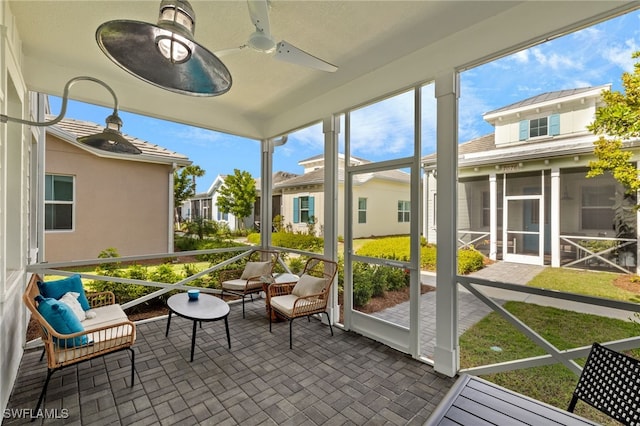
top-left (458, 247), bottom-right (485, 274)
top-left (356, 236), bottom-right (483, 274)
top-left (287, 257), bottom-right (306, 274)
top-left (352, 264), bottom-right (374, 307)
top-left (272, 231), bottom-right (323, 252)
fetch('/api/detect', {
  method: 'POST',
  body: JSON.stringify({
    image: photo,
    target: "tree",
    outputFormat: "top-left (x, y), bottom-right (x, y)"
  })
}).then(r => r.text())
top-left (174, 165), bottom-right (205, 223)
top-left (587, 50), bottom-right (640, 191)
top-left (587, 51), bottom-right (640, 243)
top-left (217, 169), bottom-right (257, 230)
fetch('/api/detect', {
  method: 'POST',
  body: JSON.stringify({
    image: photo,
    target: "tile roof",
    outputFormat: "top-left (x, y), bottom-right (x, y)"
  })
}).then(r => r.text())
top-left (422, 133), bottom-right (496, 164)
top-left (273, 166), bottom-right (409, 189)
top-left (49, 116), bottom-right (190, 164)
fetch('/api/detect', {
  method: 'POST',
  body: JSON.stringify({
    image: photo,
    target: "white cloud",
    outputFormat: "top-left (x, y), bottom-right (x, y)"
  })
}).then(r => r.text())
top-left (512, 50), bottom-right (529, 64)
top-left (531, 48), bottom-right (582, 71)
top-left (603, 39), bottom-right (639, 72)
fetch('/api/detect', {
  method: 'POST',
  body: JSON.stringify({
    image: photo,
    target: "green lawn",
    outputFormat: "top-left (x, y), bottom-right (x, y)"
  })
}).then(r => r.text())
top-left (527, 267), bottom-right (640, 302)
top-left (461, 278), bottom-right (640, 425)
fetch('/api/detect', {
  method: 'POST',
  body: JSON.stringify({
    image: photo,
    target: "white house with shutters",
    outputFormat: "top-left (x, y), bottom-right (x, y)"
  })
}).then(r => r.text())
top-left (274, 154), bottom-right (411, 238)
top-left (423, 84), bottom-right (640, 274)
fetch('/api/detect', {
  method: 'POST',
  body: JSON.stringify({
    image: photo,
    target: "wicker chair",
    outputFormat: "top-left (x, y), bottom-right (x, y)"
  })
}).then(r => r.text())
top-left (23, 274), bottom-right (136, 414)
top-left (220, 249), bottom-right (279, 318)
top-left (568, 342), bottom-right (640, 425)
top-left (267, 256), bottom-right (338, 349)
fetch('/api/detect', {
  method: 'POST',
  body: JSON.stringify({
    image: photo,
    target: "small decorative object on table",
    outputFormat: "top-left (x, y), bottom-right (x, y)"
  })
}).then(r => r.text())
top-left (187, 289), bottom-right (200, 300)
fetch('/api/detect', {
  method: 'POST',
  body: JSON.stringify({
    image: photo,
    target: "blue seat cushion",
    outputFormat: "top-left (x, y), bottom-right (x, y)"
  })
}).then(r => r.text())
top-left (35, 296), bottom-right (89, 348)
top-left (37, 274), bottom-right (90, 311)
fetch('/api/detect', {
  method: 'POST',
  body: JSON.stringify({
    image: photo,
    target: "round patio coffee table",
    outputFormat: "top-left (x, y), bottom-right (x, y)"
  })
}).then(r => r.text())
top-left (165, 292), bottom-right (230, 362)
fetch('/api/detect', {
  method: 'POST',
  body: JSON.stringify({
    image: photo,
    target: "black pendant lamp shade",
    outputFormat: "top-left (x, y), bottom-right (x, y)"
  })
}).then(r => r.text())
top-left (0, 75), bottom-right (141, 155)
top-left (96, 0), bottom-right (232, 96)
top-left (77, 112), bottom-right (142, 155)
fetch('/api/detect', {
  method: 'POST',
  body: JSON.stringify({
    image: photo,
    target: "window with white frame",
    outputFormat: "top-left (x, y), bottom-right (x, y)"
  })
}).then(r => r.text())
top-left (358, 197), bottom-right (367, 224)
top-left (397, 200), bottom-right (410, 223)
top-left (45, 174), bottom-right (74, 231)
top-left (581, 185), bottom-right (615, 230)
top-left (293, 195), bottom-right (314, 223)
top-left (529, 117), bottom-right (548, 137)
top-left (519, 114), bottom-right (560, 140)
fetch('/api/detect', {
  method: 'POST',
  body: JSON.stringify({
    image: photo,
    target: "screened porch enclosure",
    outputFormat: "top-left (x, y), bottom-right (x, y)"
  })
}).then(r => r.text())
top-left (458, 168), bottom-right (637, 273)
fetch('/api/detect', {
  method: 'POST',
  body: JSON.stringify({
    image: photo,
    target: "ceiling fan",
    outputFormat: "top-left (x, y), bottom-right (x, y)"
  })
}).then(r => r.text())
top-left (216, 0), bottom-right (338, 72)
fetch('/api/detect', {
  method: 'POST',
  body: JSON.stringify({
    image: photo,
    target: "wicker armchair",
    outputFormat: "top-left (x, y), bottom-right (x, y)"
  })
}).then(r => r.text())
top-left (220, 249), bottom-right (279, 318)
top-left (568, 342), bottom-right (640, 425)
top-left (267, 257), bottom-right (338, 349)
top-left (23, 274), bottom-right (136, 414)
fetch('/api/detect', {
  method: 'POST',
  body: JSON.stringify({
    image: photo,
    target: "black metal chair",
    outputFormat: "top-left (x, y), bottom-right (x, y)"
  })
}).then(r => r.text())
top-left (568, 342), bottom-right (640, 425)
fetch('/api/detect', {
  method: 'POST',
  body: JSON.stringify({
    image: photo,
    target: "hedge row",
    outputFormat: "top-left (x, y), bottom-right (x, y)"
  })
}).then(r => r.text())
top-left (356, 236), bottom-right (484, 275)
top-left (246, 231), bottom-right (323, 252)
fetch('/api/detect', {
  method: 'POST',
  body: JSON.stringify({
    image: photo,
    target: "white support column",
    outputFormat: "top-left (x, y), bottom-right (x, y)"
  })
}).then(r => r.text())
top-left (409, 87), bottom-right (422, 358)
top-left (260, 139), bottom-right (274, 249)
top-left (489, 173), bottom-right (497, 261)
top-left (637, 162), bottom-right (639, 276)
top-left (323, 116), bottom-right (340, 324)
top-left (434, 71), bottom-right (459, 377)
top-left (551, 168), bottom-right (560, 267)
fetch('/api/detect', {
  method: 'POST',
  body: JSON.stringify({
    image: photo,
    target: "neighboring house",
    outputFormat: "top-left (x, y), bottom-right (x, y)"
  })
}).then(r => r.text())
top-left (184, 174), bottom-right (238, 230)
top-left (254, 171), bottom-right (299, 231)
top-left (187, 171), bottom-right (299, 231)
top-left (422, 85), bottom-right (639, 273)
top-left (45, 117), bottom-right (191, 262)
top-left (269, 154), bottom-right (411, 238)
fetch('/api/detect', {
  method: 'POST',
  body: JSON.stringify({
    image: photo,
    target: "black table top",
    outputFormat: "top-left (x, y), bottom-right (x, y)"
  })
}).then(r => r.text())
top-left (166, 293), bottom-right (230, 321)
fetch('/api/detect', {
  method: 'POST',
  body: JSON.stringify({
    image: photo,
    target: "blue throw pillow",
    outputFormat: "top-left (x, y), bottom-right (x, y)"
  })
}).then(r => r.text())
top-left (37, 274), bottom-right (90, 311)
top-left (35, 296), bottom-right (89, 348)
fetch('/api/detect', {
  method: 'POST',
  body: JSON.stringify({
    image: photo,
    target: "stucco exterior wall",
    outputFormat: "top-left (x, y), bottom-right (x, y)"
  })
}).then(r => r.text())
top-left (281, 177), bottom-right (411, 240)
top-left (45, 137), bottom-right (172, 261)
top-left (351, 179), bottom-right (411, 238)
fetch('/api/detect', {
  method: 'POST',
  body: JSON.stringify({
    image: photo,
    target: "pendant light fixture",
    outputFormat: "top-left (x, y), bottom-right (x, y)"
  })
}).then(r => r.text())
top-left (0, 76), bottom-right (141, 155)
top-left (96, 0), bottom-right (232, 96)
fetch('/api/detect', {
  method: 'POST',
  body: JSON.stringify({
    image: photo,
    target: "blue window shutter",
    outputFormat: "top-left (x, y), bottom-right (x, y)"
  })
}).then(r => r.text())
top-left (309, 196), bottom-right (315, 222)
top-left (293, 197), bottom-right (299, 223)
top-left (519, 120), bottom-right (528, 141)
top-left (549, 113), bottom-right (560, 136)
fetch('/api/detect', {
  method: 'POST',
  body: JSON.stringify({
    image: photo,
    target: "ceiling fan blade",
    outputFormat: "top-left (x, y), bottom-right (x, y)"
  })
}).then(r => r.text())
top-left (274, 41), bottom-right (338, 72)
top-left (247, 0), bottom-right (271, 38)
top-left (214, 46), bottom-right (248, 58)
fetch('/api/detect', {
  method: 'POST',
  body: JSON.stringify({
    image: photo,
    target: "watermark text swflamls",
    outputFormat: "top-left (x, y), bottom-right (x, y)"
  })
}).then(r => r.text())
top-left (3, 408), bottom-right (69, 420)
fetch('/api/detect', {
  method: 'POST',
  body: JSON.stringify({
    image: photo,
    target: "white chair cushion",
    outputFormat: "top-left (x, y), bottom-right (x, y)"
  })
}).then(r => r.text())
top-left (240, 261), bottom-right (271, 280)
top-left (291, 274), bottom-right (326, 297)
top-left (81, 304), bottom-right (128, 330)
top-left (270, 294), bottom-right (316, 316)
top-left (222, 278), bottom-right (262, 291)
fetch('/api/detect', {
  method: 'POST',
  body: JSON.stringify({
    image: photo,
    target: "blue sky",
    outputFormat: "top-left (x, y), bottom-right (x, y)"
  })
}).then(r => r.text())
top-left (50, 9), bottom-right (640, 193)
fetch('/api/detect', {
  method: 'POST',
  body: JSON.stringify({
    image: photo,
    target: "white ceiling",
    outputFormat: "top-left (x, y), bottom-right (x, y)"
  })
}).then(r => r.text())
top-left (8, 1), bottom-right (640, 140)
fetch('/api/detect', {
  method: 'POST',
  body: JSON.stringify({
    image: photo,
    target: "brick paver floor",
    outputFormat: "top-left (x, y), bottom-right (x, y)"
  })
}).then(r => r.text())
top-left (4, 299), bottom-right (455, 425)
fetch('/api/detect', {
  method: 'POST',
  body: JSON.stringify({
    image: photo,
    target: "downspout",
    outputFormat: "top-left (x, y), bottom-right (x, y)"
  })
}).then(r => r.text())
top-left (36, 93), bottom-right (47, 263)
top-left (168, 162), bottom-right (177, 254)
top-left (261, 136), bottom-right (287, 249)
